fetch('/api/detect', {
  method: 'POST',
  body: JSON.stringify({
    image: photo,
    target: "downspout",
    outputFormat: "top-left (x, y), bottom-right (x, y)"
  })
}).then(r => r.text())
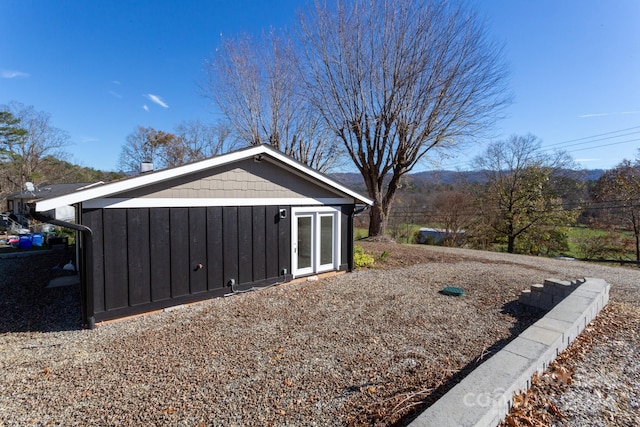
top-left (29, 205), bottom-right (96, 330)
top-left (353, 204), bottom-right (370, 216)
top-left (349, 203), bottom-right (371, 272)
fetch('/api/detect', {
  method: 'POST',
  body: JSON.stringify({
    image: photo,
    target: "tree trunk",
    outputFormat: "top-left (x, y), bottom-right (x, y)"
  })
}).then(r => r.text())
top-left (632, 212), bottom-right (640, 264)
top-left (506, 219), bottom-right (516, 253)
top-left (507, 235), bottom-right (515, 254)
top-left (365, 169), bottom-right (403, 238)
top-left (368, 203), bottom-right (388, 238)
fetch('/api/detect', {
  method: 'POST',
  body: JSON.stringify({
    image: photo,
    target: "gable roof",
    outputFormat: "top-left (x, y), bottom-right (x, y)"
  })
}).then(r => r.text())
top-left (34, 145), bottom-right (373, 211)
top-left (6, 182), bottom-right (102, 202)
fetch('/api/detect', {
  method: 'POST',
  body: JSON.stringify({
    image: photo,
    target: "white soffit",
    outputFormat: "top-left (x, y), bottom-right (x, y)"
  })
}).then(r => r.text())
top-left (83, 197), bottom-right (353, 209)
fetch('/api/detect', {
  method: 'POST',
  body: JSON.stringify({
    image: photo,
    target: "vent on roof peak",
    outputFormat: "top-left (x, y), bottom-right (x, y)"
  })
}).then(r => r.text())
top-left (140, 162), bottom-right (154, 173)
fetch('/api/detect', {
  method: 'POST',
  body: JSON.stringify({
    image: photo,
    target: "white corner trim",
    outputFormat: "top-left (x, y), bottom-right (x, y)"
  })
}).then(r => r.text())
top-left (82, 197), bottom-right (354, 209)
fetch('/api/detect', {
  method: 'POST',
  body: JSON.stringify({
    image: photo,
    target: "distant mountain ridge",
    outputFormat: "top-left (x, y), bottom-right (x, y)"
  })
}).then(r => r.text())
top-left (331, 169), bottom-right (606, 190)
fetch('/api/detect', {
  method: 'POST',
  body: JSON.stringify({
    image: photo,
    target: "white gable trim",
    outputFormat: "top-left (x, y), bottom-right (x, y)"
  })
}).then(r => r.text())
top-left (83, 197), bottom-right (354, 209)
top-left (35, 145), bottom-right (373, 212)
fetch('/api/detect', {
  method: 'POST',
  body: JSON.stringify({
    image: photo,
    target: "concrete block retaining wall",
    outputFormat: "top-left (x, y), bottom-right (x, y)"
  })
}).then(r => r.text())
top-left (518, 278), bottom-right (585, 310)
top-left (409, 277), bottom-right (610, 427)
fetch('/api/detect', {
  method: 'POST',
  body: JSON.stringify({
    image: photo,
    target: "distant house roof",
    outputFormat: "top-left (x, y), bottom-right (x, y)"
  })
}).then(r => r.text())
top-left (35, 145), bottom-right (374, 212)
top-left (6, 182), bottom-right (104, 203)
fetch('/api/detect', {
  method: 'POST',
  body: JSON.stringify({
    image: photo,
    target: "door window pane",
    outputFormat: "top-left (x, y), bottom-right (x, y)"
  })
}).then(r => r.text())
top-left (320, 215), bottom-right (334, 266)
top-left (297, 216), bottom-right (312, 269)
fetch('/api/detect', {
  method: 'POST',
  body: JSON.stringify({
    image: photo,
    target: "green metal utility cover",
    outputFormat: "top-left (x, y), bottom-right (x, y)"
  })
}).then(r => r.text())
top-left (442, 286), bottom-right (465, 297)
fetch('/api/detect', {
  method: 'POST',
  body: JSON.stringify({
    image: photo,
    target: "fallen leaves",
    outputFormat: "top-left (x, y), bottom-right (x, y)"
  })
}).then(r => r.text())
top-left (546, 399), bottom-right (564, 418)
top-left (500, 303), bottom-right (640, 427)
top-left (500, 352), bottom-right (577, 426)
top-left (551, 365), bottom-right (572, 385)
top-left (162, 406), bottom-right (176, 415)
top-left (503, 387), bottom-right (555, 427)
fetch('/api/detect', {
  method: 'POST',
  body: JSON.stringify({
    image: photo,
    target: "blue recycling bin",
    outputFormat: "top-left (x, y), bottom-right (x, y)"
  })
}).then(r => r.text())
top-left (32, 233), bottom-right (43, 246)
top-left (19, 234), bottom-right (33, 249)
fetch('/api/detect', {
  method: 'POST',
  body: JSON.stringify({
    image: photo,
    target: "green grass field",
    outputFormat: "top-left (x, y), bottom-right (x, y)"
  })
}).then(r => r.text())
top-left (354, 223), bottom-right (423, 243)
top-left (565, 226), bottom-right (635, 260)
top-left (354, 227), bottom-right (369, 240)
top-left (356, 223), bottom-right (638, 261)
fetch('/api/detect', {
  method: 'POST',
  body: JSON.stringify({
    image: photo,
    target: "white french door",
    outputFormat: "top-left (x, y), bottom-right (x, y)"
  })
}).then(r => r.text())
top-left (292, 207), bottom-right (340, 277)
top-left (295, 214), bottom-right (315, 276)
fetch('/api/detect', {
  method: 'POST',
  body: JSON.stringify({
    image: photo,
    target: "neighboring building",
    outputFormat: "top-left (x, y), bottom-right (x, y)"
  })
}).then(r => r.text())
top-left (416, 227), bottom-right (447, 244)
top-left (6, 182), bottom-right (102, 223)
top-left (416, 227), bottom-right (465, 245)
top-left (33, 145), bottom-right (373, 328)
top-left (5, 182), bottom-right (102, 232)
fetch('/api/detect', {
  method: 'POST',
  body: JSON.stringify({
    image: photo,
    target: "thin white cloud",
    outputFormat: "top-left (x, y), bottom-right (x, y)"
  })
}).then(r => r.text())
top-left (142, 105), bottom-right (149, 112)
top-left (579, 111), bottom-right (640, 118)
top-left (81, 136), bottom-right (98, 143)
top-left (112, 80), bottom-right (121, 85)
top-left (1, 69), bottom-right (30, 79)
top-left (579, 113), bottom-right (609, 118)
top-left (109, 90), bottom-right (122, 98)
top-left (145, 93), bottom-right (169, 108)
top-left (575, 158), bottom-right (600, 163)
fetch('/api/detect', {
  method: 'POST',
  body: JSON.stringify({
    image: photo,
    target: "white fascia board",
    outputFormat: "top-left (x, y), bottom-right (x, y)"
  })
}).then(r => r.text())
top-left (35, 146), bottom-right (267, 211)
top-left (35, 145), bottom-right (373, 211)
top-left (83, 197), bottom-right (354, 209)
top-left (263, 149), bottom-right (374, 206)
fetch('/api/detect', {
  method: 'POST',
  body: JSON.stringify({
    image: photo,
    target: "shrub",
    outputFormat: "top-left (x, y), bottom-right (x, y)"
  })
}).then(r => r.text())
top-left (354, 245), bottom-right (375, 268)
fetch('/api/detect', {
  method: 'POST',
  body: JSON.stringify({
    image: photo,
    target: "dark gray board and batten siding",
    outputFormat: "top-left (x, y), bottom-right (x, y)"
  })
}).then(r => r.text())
top-left (82, 204), bottom-right (354, 322)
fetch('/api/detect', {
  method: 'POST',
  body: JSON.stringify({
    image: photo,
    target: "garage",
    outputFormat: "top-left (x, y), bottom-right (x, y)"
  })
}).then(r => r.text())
top-left (32, 145), bottom-right (372, 328)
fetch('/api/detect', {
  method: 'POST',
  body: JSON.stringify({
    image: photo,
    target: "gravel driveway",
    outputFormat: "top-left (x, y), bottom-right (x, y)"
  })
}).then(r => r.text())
top-left (1, 243), bottom-right (638, 426)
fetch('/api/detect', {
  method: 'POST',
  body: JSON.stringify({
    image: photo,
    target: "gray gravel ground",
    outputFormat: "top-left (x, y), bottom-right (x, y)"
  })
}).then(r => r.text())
top-left (0, 244), bottom-right (638, 426)
top-left (554, 302), bottom-right (639, 427)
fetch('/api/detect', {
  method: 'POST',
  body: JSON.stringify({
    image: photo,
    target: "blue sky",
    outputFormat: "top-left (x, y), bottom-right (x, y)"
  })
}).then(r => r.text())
top-left (1, 0), bottom-right (639, 172)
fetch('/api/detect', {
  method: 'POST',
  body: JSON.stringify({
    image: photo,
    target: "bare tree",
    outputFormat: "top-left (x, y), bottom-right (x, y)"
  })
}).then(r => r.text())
top-left (431, 190), bottom-right (476, 246)
top-left (297, 0), bottom-right (510, 236)
top-left (118, 126), bottom-right (171, 173)
top-left (0, 102), bottom-right (69, 193)
top-left (204, 29), bottom-right (341, 172)
top-left (171, 119), bottom-right (232, 165)
top-left (118, 121), bottom-right (233, 173)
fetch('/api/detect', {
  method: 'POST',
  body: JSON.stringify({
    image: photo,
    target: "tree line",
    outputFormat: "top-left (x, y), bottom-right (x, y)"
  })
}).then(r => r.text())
top-left (2, 103), bottom-right (639, 262)
top-left (377, 134), bottom-right (640, 261)
top-left (0, 102), bottom-right (123, 208)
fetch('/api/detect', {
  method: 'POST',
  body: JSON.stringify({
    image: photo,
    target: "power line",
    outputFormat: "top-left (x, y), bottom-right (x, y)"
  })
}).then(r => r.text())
top-left (542, 125), bottom-right (640, 148)
top-left (436, 125), bottom-right (640, 171)
top-left (565, 137), bottom-right (640, 153)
